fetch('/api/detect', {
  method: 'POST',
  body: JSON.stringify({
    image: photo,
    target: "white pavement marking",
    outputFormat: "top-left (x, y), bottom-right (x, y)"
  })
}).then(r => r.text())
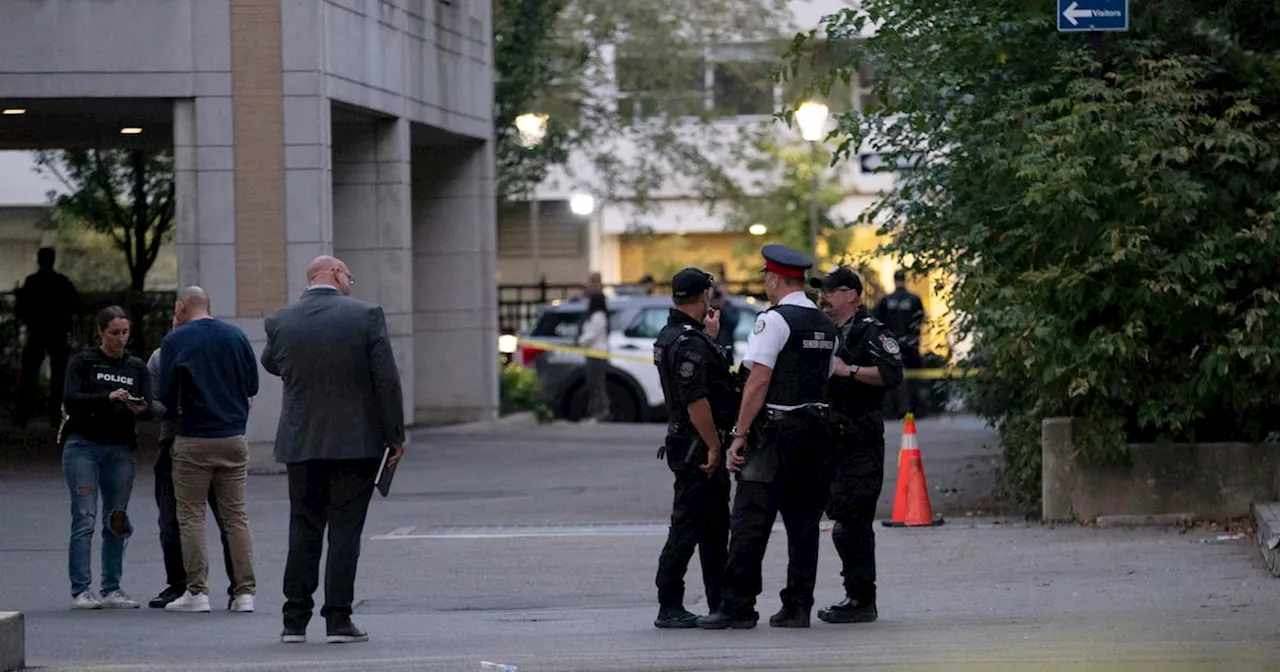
top-left (368, 518), bottom-right (1023, 540)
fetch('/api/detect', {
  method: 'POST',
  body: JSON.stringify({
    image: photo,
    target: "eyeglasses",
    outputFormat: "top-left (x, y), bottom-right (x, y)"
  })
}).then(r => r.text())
top-left (340, 269), bottom-right (355, 287)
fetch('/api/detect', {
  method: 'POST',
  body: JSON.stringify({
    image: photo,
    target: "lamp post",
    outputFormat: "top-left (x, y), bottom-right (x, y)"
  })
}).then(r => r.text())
top-left (794, 101), bottom-right (829, 265)
top-left (515, 112), bottom-right (549, 282)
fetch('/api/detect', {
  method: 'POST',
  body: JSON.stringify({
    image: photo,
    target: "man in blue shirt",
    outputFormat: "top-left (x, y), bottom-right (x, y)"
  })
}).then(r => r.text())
top-left (157, 286), bottom-right (260, 614)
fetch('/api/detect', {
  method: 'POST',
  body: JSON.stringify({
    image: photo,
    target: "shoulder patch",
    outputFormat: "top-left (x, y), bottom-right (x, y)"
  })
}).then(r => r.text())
top-left (880, 333), bottom-right (900, 355)
top-left (679, 361), bottom-right (695, 378)
top-left (753, 315), bottom-right (767, 334)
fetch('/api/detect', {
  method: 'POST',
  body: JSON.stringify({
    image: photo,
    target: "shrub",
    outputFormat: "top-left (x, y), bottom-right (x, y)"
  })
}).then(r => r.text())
top-left (499, 361), bottom-right (553, 422)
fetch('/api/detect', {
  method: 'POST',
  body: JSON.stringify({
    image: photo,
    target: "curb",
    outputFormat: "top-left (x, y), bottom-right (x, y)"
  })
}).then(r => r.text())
top-left (1094, 513), bottom-right (1194, 528)
top-left (1252, 501), bottom-right (1280, 577)
top-left (0, 611), bottom-right (23, 672)
top-left (413, 412), bottom-right (539, 435)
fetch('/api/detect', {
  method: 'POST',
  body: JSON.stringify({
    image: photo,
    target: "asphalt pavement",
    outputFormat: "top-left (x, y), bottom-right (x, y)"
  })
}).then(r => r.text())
top-left (1, 416), bottom-right (1277, 671)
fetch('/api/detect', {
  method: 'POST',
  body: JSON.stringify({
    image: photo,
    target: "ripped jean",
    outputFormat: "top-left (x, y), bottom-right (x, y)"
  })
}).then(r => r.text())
top-left (63, 436), bottom-right (136, 597)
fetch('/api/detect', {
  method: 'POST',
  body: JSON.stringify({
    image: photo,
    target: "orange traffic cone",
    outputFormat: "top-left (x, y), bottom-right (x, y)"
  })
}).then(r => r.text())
top-left (883, 413), bottom-right (945, 527)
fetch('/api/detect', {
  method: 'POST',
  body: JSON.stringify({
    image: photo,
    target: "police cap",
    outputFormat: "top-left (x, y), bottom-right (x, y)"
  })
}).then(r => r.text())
top-left (760, 244), bottom-right (812, 280)
top-left (809, 265), bottom-right (864, 294)
top-left (671, 267), bottom-right (715, 298)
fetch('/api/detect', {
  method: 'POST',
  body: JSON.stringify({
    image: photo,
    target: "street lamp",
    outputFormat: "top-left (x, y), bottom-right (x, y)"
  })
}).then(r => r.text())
top-left (515, 112), bottom-right (549, 283)
top-left (569, 192), bottom-right (595, 216)
top-left (794, 101), bottom-right (829, 264)
top-left (748, 223), bottom-right (768, 236)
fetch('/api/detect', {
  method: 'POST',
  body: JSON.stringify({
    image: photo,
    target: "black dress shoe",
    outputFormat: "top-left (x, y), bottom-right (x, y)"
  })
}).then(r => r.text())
top-left (325, 618), bottom-right (369, 644)
top-left (768, 606), bottom-right (810, 628)
top-left (817, 596), bottom-right (878, 624)
top-left (696, 610), bottom-right (757, 630)
top-left (654, 607), bottom-right (699, 629)
top-left (148, 587), bottom-right (185, 609)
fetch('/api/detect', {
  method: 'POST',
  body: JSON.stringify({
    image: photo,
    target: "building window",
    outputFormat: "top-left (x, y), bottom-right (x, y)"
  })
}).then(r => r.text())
top-left (712, 60), bottom-right (775, 117)
top-left (615, 54), bottom-right (706, 122)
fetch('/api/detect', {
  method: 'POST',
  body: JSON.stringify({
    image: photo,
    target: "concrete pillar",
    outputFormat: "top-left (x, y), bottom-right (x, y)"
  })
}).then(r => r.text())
top-left (411, 141), bottom-right (499, 425)
top-left (1041, 416), bottom-right (1079, 522)
top-left (333, 117), bottom-right (415, 422)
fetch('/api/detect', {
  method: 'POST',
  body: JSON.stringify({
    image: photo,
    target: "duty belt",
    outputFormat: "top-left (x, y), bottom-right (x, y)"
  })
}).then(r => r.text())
top-left (764, 402), bottom-right (830, 413)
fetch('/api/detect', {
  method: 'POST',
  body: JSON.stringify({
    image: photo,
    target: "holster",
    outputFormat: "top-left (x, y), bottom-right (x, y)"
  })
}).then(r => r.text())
top-left (737, 413), bottom-right (778, 484)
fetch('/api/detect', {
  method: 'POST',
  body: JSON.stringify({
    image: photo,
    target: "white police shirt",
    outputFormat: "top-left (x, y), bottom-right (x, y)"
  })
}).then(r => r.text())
top-left (742, 290), bottom-right (841, 380)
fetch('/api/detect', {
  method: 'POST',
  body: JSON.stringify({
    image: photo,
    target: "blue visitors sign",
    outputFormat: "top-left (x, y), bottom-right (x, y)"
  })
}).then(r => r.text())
top-left (1057, 0), bottom-right (1128, 32)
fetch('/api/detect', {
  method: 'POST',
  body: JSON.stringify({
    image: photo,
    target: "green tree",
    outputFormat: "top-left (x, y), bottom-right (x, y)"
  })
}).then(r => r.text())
top-left (34, 149), bottom-right (175, 291)
top-left (796, 0), bottom-right (1280, 512)
top-left (494, 0), bottom-right (794, 220)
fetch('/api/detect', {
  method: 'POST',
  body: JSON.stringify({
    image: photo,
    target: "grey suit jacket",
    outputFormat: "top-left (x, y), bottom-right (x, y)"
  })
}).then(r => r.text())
top-left (261, 287), bottom-right (406, 463)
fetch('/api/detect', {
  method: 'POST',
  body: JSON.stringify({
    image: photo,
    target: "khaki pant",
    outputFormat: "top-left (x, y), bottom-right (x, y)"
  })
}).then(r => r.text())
top-left (172, 435), bottom-right (256, 596)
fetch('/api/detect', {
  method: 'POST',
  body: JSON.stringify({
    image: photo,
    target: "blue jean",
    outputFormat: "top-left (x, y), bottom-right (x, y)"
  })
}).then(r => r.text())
top-left (63, 436), bottom-right (136, 596)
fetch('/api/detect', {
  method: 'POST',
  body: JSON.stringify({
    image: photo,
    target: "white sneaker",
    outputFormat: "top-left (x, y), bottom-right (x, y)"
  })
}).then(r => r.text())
top-left (101, 590), bottom-right (140, 609)
top-left (71, 591), bottom-right (103, 610)
top-left (229, 594), bottom-right (255, 613)
top-left (164, 590), bottom-right (211, 613)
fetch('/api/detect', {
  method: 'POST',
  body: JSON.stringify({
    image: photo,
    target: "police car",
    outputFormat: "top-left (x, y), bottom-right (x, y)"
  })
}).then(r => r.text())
top-left (517, 294), bottom-right (763, 422)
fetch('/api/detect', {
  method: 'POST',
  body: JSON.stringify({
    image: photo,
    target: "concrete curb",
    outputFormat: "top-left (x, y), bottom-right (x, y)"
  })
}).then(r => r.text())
top-left (1095, 513), bottom-right (1194, 528)
top-left (1252, 501), bottom-right (1280, 577)
top-left (0, 611), bottom-right (24, 672)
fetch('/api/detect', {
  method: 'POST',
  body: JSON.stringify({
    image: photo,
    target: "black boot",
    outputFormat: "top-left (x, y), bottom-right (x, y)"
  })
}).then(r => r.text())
top-left (149, 586), bottom-right (185, 609)
top-left (696, 610), bottom-right (758, 629)
top-left (817, 595), bottom-right (878, 624)
top-left (325, 617), bottom-right (369, 643)
top-left (654, 606), bottom-right (699, 629)
top-left (768, 605), bottom-right (810, 628)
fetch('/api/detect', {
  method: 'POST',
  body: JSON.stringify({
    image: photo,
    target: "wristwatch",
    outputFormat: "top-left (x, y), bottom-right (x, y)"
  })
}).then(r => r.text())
top-left (849, 364), bottom-right (860, 377)
top-left (730, 425), bottom-right (748, 439)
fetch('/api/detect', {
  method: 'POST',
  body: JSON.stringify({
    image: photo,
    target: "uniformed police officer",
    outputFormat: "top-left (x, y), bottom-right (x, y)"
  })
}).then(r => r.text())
top-left (811, 266), bottom-right (904, 624)
top-left (698, 244), bottom-right (851, 630)
top-left (651, 268), bottom-right (735, 629)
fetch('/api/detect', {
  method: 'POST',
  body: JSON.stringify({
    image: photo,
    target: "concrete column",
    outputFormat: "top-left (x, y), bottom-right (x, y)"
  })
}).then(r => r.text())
top-left (333, 117), bottom-right (415, 422)
top-left (411, 141), bottom-right (499, 425)
top-left (1041, 417), bottom-right (1079, 522)
top-left (173, 97), bottom-right (238, 302)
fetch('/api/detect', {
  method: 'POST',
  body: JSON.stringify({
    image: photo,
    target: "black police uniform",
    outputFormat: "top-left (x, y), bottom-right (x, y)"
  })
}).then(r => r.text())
top-left (652, 306), bottom-right (735, 627)
top-left (874, 285), bottom-right (924, 417)
top-left (819, 304), bottom-right (903, 623)
top-left (700, 245), bottom-right (839, 629)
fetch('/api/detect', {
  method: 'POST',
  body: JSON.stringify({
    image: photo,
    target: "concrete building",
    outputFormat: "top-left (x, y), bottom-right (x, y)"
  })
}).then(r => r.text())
top-left (0, 0), bottom-right (500, 459)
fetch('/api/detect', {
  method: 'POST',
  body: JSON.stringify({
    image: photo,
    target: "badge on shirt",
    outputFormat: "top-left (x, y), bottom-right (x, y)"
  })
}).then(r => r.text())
top-left (753, 316), bottom-right (766, 334)
top-left (880, 333), bottom-right (901, 355)
top-left (679, 361), bottom-right (695, 378)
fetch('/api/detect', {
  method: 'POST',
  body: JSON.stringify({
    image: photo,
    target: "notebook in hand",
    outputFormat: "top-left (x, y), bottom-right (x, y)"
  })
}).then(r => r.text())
top-left (374, 447), bottom-right (398, 498)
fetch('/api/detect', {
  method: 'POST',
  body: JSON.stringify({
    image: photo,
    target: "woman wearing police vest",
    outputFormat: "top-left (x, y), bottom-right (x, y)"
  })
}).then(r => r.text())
top-left (60, 305), bottom-right (156, 610)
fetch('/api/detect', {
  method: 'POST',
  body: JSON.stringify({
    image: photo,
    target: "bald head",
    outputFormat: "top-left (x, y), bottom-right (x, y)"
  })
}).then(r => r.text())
top-left (306, 255), bottom-right (353, 295)
top-left (174, 285), bottom-right (211, 325)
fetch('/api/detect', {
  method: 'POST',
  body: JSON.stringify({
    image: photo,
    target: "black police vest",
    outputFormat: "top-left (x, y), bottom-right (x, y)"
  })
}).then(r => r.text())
top-left (765, 304), bottom-right (839, 407)
top-left (829, 315), bottom-right (891, 417)
top-left (654, 322), bottom-right (735, 429)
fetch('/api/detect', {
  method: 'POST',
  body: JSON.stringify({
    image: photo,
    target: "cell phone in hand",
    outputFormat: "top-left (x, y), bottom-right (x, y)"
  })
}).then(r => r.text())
top-left (127, 395), bottom-right (145, 403)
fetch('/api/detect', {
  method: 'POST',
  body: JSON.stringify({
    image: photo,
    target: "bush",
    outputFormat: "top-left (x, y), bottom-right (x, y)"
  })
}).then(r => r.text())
top-left (499, 361), bottom-right (553, 422)
top-left (807, 0), bottom-right (1280, 514)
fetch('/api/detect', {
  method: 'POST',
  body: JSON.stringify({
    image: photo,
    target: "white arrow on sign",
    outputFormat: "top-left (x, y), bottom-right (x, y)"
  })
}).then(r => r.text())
top-left (1062, 1), bottom-right (1093, 26)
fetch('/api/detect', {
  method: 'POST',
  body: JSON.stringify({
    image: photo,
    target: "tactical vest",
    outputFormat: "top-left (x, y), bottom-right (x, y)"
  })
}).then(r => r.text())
top-left (829, 313), bottom-right (893, 418)
top-left (654, 321), bottom-right (736, 430)
top-left (765, 304), bottom-right (839, 407)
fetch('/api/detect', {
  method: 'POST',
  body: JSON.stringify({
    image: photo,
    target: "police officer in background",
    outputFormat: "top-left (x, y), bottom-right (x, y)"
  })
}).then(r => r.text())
top-left (651, 268), bottom-right (735, 628)
top-left (811, 266), bottom-right (903, 624)
top-left (874, 270), bottom-right (925, 418)
top-left (699, 244), bottom-right (851, 630)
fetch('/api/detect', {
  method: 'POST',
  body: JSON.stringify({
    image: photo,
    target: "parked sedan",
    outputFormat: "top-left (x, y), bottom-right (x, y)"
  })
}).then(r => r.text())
top-left (517, 294), bottom-right (763, 422)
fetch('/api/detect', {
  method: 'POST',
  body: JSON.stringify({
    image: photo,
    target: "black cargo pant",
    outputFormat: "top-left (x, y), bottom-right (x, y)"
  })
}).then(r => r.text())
top-left (283, 458), bottom-right (379, 628)
top-left (827, 412), bottom-right (886, 603)
top-left (154, 437), bottom-right (235, 596)
top-left (720, 412), bottom-right (831, 617)
top-left (655, 452), bottom-right (730, 612)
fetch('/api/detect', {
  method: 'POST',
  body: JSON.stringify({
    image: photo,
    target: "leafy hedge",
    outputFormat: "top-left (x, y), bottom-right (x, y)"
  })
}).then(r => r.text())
top-left (803, 0), bottom-right (1280, 512)
top-left (499, 361), bottom-right (554, 423)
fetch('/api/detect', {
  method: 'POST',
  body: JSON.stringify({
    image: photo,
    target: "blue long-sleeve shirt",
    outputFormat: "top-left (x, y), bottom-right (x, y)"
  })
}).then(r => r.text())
top-left (158, 318), bottom-right (259, 439)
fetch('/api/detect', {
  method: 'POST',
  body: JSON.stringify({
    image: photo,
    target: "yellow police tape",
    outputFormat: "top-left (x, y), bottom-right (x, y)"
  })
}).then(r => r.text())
top-left (513, 338), bottom-right (978, 380)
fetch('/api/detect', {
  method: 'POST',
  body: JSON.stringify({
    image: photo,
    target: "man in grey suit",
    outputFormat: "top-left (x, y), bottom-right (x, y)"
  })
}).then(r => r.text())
top-left (262, 255), bottom-right (405, 644)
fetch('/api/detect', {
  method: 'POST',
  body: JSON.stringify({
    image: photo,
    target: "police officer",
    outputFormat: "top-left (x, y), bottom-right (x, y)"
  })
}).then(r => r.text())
top-left (652, 268), bottom-right (735, 628)
top-left (698, 244), bottom-right (849, 630)
top-left (811, 266), bottom-right (903, 624)
top-left (874, 270), bottom-right (925, 418)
